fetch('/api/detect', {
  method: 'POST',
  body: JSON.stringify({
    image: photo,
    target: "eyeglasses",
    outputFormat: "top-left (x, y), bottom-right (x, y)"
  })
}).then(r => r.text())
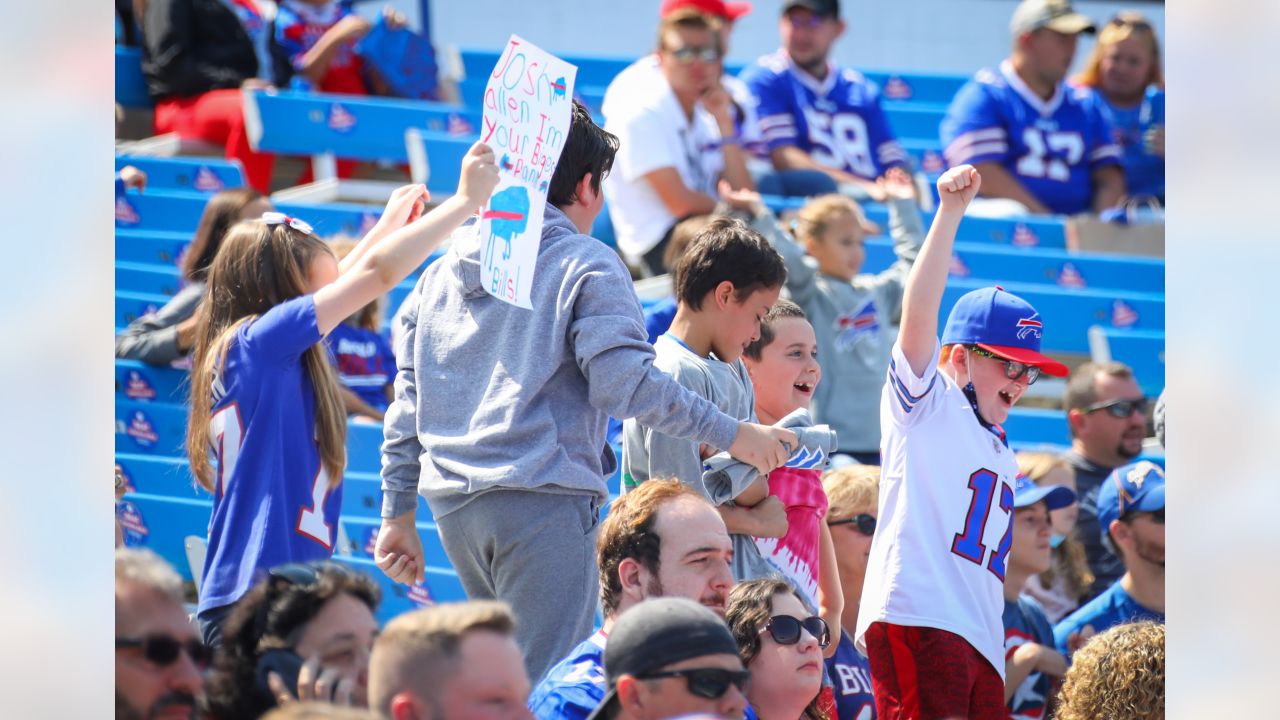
top-left (760, 615), bottom-right (831, 649)
top-left (116, 635), bottom-right (212, 669)
top-left (1083, 397), bottom-right (1149, 418)
top-left (665, 45), bottom-right (722, 64)
top-left (634, 667), bottom-right (751, 700)
top-left (968, 346), bottom-right (1041, 385)
top-left (827, 513), bottom-right (876, 536)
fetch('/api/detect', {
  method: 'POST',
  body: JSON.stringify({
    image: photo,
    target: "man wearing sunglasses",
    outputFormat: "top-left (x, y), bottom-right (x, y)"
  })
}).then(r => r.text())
top-left (602, 8), bottom-right (755, 276)
top-left (1053, 461), bottom-right (1165, 654)
top-left (1063, 360), bottom-right (1151, 598)
top-left (116, 548), bottom-right (208, 720)
top-left (531, 479), bottom-right (735, 720)
top-left (587, 597), bottom-right (748, 720)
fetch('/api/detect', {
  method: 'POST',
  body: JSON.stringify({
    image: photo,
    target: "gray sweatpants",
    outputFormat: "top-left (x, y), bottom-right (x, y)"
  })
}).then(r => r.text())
top-left (434, 489), bottom-right (601, 684)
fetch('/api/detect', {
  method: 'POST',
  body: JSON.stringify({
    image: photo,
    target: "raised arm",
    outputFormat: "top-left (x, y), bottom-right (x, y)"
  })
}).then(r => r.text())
top-left (898, 165), bottom-right (981, 376)
top-left (313, 142), bottom-right (499, 336)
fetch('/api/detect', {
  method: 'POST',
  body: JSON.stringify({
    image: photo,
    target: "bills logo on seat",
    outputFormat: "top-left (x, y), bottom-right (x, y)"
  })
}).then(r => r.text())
top-left (124, 370), bottom-right (157, 400)
top-left (447, 112), bottom-right (474, 136)
top-left (835, 299), bottom-right (880, 350)
top-left (117, 500), bottom-right (150, 545)
top-left (115, 197), bottom-right (140, 225)
top-left (328, 103), bottom-right (357, 133)
top-left (125, 410), bottom-right (160, 448)
top-left (1112, 300), bottom-right (1139, 328)
top-left (883, 76), bottom-right (912, 100)
top-left (949, 253), bottom-right (971, 278)
top-left (1012, 223), bottom-right (1039, 247)
top-left (921, 150), bottom-right (945, 173)
top-left (193, 165), bottom-right (225, 192)
top-left (1015, 315), bottom-right (1043, 340)
top-left (408, 581), bottom-right (435, 607)
top-left (1057, 262), bottom-right (1087, 289)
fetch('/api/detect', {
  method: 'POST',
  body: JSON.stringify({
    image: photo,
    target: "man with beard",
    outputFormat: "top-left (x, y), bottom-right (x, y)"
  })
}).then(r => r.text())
top-left (1062, 361), bottom-right (1151, 598)
top-left (529, 478), bottom-right (736, 719)
top-left (116, 548), bottom-right (208, 720)
top-left (1053, 461), bottom-right (1165, 654)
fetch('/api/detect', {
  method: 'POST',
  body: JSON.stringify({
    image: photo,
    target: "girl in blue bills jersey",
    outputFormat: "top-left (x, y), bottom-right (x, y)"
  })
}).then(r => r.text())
top-left (185, 141), bottom-right (499, 645)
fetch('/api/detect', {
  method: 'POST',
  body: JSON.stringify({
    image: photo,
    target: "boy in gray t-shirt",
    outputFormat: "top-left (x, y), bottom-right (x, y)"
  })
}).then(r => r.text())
top-left (622, 216), bottom-right (789, 582)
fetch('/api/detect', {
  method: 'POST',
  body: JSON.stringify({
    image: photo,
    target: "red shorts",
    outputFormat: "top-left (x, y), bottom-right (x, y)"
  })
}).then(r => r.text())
top-left (864, 622), bottom-right (1005, 720)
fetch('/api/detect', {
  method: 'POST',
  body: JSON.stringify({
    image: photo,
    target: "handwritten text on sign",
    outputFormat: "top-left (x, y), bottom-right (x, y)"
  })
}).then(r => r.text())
top-left (478, 35), bottom-right (577, 309)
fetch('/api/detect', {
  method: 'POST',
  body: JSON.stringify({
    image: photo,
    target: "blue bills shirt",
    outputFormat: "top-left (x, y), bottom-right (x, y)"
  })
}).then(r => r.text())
top-left (826, 630), bottom-right (877, 719)
top-left (528, 630), bottom-right (607, 720)
top-left (1053, 579), bottom-right (1164, 654)
top-left (200, 295), bottom-right (342, 612)
top-left (1004, 595), bottom-right (1057, 720)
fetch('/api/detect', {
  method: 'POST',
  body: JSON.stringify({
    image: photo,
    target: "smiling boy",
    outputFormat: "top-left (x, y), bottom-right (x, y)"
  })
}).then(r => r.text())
top-left (622, 216), bottom-right (792, 583)
top-left (854, 165), bottom-right (1071, 719)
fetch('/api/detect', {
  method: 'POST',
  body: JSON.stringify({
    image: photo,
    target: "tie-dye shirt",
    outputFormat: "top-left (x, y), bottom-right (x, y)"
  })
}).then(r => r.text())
top-left (754, 465), bottom-right (828, 608)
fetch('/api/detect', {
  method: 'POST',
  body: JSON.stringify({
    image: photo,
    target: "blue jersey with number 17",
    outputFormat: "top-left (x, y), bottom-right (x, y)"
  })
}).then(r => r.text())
top-left (741, 50), bottom-right (907, 180)
top-left (199, 294), bottom-right (343, 614)
top-left (940, 61), bottom-right (1121, 215)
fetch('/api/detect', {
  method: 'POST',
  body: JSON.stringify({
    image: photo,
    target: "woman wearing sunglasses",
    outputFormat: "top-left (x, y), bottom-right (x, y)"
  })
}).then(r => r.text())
top-left (202, 562), bottom-right (381, 718)
top-left (726, 578), bottom-right (832, 720)
top-left (820, 465), bottom-right (879, 719)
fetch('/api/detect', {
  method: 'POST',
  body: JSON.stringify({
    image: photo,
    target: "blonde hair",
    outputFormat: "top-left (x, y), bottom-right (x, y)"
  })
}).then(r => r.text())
top-left (822, 464), bottom-right (879, 520)
top-left (326, 235), bottom-right (383, 332)
top-left (186, 220), bottom-right (346, 493)
top-left (368, 601), bottom-right (516, 716)
top-left (793, 194), bottom-right (867, 246)
top-left (1072, 13), bottom-right (1164, 90)
top-left (1056, 621), bottom-right (1165, 720)
top-left (1017, 452), bottom-right (1095, 601)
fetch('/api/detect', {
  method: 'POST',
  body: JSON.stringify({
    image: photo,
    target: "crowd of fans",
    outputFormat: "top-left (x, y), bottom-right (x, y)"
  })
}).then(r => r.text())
top-left (115, 0), bottom-right (1166, 718)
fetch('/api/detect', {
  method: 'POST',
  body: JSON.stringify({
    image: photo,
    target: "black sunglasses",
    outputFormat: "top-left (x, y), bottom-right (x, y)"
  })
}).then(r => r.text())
top-left (1084, 397), bottom-right (1149, 418)
top-left (634, 667), bottom-right (751, 700)
top-left (827, 513), bottom-right (876, 536)
top-left (969, 346), bottom-right (1041, 385)
top-left (116, 635), bottom-right (212, 669)
top-left (761, 615), bottom-right (831, 649)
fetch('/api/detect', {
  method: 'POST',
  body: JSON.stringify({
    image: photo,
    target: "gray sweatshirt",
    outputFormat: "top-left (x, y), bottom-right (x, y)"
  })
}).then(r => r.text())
top-left (759, 197), bottom-right (925, 453)
top-left (620, 334), bottom-right (773, 582)
top-left (381, 203), bottom-right (740, 520)
top-left (114, 281), bottom-right (204, 365)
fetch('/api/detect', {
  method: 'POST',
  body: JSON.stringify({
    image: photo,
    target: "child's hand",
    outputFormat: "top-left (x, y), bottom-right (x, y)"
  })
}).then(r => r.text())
top-left (458, 142), bottom-right (500, 209)
top-left (717, 179), bottom-right (764, 216)
top-left (118, 165), bottom-right (147, 192)
top-left (877, 167), bottom-right (915, 201)
top-left (936, 164), bottom-right (981, 212)
top-left (749, 495), bottom-right (789, 539)
top-left (376, 184), bottom-right (430, 232)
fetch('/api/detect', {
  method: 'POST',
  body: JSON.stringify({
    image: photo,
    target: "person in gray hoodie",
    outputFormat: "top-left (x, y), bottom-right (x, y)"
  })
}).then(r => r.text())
top-left (375, 101), bottom-right (797, 684)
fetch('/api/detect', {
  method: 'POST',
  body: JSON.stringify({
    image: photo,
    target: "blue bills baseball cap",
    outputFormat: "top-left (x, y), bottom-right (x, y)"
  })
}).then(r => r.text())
top-left (941, 286), bottom-right (1069, 377)
top-left (1014, 473), bottom-right (1076, 509)
top-left (1097, 461), bottom-right (1166, 540)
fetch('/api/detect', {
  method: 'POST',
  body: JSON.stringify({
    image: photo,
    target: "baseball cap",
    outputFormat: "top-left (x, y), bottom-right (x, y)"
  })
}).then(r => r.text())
top-left (1010, 0), bottom-right (1096, 36)
top-left (782, 0), bottom-right (840, 19)
top-left (587, 598), bottom-right (741, 720)
top-left (661, 0), bottom-right (752, 21)
top-left (1013, 473), bottom-right (1076, 510)
top-left (940, 286), bottom-right (1069, 377)
top-left (1096, 460), bottom-right (1166, 541)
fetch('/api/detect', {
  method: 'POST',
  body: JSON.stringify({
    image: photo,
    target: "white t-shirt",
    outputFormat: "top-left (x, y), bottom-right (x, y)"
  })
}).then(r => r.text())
top-left (602, 68), bottom-right (726, 261)
top-left (855, 341), bottom-right (1019, 679)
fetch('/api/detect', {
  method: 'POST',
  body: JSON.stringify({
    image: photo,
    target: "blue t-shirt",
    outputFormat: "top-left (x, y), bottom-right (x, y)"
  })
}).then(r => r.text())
top-left (1004, 595), bottom-right (1057, 720)
top-left (826, 630), bottom-right (877, 720)
top-left (940, 61), bottom-right (1122, 215)
top-left (199, 295), bottom-right (343, 612)
top-left (1079, 85), bottom-right (1164, 200)
top-left (325, 322), bottom-right (396, 412)
top-left (741, 50), bottom-right (907, 180)
top-left (528, 630), bottom-right (607, 720)
top-left (1053, 579), bottom-right (1164, 654)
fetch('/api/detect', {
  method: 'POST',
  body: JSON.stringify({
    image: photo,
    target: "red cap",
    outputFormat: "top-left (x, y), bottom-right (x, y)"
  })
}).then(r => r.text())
top-left (660, 0), bottom-right (753, 20)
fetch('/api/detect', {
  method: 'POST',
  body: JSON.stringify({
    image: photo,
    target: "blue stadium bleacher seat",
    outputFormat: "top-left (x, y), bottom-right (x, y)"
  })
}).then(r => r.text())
top-left (862, 71), bottom-right (968, 107)
top-left (115, 155), bottom-right (246, 194)
top-left (882, 103), bottom-right (947, 144)
top-left (118, 494), bottom-right (210, 579)
top-left (1089, 326), bottom-right (1165, 397)
top-left (332, 556), bottom-right (467, 624)
top-left (117, 290), bottom-right (170, 328)
top-left (116, 360), bottom-right (189, 404)
top-left (116, 189), bottom-right (211, 233)
top-left (116, 261), bottom-right (182, 298)
top-left (116, 46), bottom-right (151, 109)
top-left (116, 398), bottom-right (189, 457)
top-left (115, 229), bottom-right (189, 267)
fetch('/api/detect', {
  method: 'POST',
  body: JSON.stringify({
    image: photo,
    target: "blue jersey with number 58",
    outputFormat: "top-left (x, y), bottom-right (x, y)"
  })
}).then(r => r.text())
top-left (200, 295), bottom-right (342, 614)
top-left (741, 50), bottom-right (907, 180)
top-left (940, 61), bottom-right (1121, 215)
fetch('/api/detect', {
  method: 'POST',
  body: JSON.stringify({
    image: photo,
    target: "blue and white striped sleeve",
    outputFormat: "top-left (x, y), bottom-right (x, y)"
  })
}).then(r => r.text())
top-left (883, 340), bottom-right (942, 426)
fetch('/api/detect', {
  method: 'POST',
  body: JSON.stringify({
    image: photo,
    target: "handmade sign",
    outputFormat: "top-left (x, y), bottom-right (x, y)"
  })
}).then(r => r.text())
top-left (477, 35), bottom-right (577, 308)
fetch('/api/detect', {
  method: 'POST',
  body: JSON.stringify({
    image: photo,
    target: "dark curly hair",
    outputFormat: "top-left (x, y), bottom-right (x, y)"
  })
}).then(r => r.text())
top-left (724, 577), bottom-right (830, 720)
top-left (201, 563), bottom-right (380, 720)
